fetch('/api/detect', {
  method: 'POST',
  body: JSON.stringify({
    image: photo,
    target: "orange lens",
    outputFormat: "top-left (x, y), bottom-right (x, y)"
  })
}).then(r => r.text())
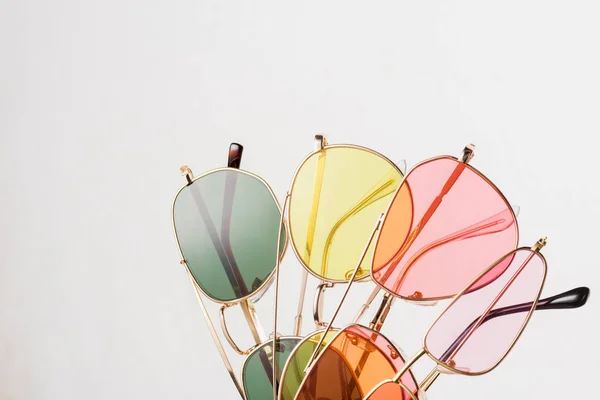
top-left (295, 325), bottom-right (418, 399)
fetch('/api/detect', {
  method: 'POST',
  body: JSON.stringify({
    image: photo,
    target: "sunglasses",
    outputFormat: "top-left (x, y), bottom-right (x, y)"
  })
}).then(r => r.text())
top-left (278, 135), bottom-right (405, 332)
top-left (172, 143), bottom-right (293, 399)
top-left (294, 239), bottom-right (589, 400)
top-left (270, 134), bottom-right (406, 398)
top-left (367, 143), bottom-right (520, 310)
top-left (277, 144), bottom-right (521, 399)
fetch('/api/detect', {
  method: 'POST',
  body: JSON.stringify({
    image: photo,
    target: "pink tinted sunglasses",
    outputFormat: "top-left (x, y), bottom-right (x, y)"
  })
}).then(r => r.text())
top-left (364, 238), bottom-right (590, 400)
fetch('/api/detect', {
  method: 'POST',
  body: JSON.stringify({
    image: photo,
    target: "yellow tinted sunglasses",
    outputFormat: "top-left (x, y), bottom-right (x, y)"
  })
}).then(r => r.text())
top-left (277, 134), bottom-right (405, 334)
top-left (269, 134), bottom-right (405, 398)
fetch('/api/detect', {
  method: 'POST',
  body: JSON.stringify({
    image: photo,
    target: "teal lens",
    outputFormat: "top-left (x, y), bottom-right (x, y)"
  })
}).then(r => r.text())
top-left (173, 169), bottom-right (285, 302)
top-left (242, 338), bottom-right (301, 400)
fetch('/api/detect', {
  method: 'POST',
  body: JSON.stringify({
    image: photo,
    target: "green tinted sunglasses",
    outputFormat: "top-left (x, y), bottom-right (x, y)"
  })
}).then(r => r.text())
top-left (172, 143), bottom-right (295, 399)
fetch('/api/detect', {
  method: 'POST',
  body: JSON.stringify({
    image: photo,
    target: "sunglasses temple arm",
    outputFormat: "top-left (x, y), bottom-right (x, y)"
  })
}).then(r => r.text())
top-left (221, 145), bottom-right (268, 347)
top-left (439, 286), bottom-right (590, 362)
top-left (534, 286), bottom-right (590, 309)
top-left (419, 368), bottom-right (441, 393)
top-left (188, 178), bottom-right (246, 297)
top-left (443, 249), bottom-right (543, 365)
top-left (224, 144), bottom-right (270, 345)
top-left (391, 208), bottom-right (517, 293)
top-left (293, 268), bottom-right (309, 336)
top-left (375, 153), bottom-right (470, 284)
top-left (186, 268), bottom-right (247, 399)
top-left (321, 169), bottom-right (399, 277)
top-left (303, 215), bottom-right (384, 373)
top-left (228, 142), bottom-right (243, 168)
top-left (353, 286), bottom-right (382, 324)
top-left (220, 143), bottom-right (250, 293)
top-left (392, 348), bottom-right (427, 383)
top-left (292, 136), bottom-right (327, 336)
top-left (241, 301), bottom-right (267, 344)
top-left (272, 193), bottom-right (290, 400)
top-left (303, 136), bottom-right (327, 281)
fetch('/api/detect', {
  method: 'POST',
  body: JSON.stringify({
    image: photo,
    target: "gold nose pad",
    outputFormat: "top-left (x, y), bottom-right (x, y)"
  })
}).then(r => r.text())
top-left (345, 267), bottom-right (365, 280)
top-left (445, 359), bottom-right (469, 372)
top-left (409, 291), bottom-right (423, 299)
top-left (343, 332), bottom-right (378, 352)
top-left (346, 333), bottom-right (359, 346)
top-left (405, 291), bottom-right (439, 306)
top-left (387, 344), bottom-right (399, 360)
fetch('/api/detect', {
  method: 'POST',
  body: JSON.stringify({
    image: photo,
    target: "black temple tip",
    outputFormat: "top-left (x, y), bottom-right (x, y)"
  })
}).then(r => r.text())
top-left (542, 287), bottom-right (590, 310)
top-left (571, 287), bottom-right (590, 308)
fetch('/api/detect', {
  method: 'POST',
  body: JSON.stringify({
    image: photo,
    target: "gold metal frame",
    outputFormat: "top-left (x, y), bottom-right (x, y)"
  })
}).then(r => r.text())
top-left (421, 240), bottom-right (548, 376)
top-left (219, 301), bottom-right (265, 355)
top-left (368, 151), bottom-right (521, 303)
top-left (360, 239), bottom-right (549, 400)
top-left (281, 135), bottom-right (404, 334)
top-left (364, 379), bottom-right (419, 400)
top-left (184, 266), bottom-right (245, 398)
top-left (172, 166), bottom-right (289, 305)
top-left (272, 191), bottom-right (291, 398)
top-left (302, 144), bottom-right (519, 370)
top-left (286, 140), bottom-right (403, 284)
top-left (292, 322), bottom-right (419, 400)
top-left (351, 146), bottom-right (520, 323)
top-left (302, 215), bottom-right (385, 371)
top-left (277, 285), bottom-right (405, 398)
top-left (171, 162), bottom-right (290, 399)
top-left (313, 282), bottom-right (335, 328)
top-left (173, 137), bottom-right (402, 399)
top-left (276, 328), bottom-right (330, 400)
top-left (273, 136), bottom-right (406, 398)
top-left (239, 335), bottom-right (303, 398)
top-left (289, 145), bottom-right (526, 400)
top-left (173, 166), bottom-right (286, 354)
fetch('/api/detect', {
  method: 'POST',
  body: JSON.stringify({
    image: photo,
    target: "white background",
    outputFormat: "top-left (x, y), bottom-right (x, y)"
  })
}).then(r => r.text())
top-left (1, 1), bottom-right (599, 399)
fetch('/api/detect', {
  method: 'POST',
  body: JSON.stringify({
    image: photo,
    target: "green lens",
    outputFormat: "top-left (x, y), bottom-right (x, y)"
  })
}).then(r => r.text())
top-left (279, 330), bottom-right (337, 400)
top-left (242, 338), bottom-right (300, 400)
top-left (173, 169), bottom-right (285, 302)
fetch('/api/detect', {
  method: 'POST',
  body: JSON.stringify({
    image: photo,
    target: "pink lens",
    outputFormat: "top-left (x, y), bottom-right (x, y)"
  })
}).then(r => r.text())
top-left (372, 157), bottom-right (518, 300)
top-left (366, 381), bottom-right (417, 400)
top-left (425, 248), bottom-right (547, 374)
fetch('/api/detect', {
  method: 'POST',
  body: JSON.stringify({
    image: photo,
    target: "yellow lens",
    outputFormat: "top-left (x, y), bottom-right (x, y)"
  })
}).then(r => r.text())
top-left (289, 146), bottom-right (403, 281)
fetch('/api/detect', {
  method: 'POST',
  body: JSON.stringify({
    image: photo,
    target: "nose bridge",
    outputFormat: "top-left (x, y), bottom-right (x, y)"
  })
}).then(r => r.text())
top-left (219, 300), bottom-right (267, 356)
top-left (313, 282), bottom-right (335, 328)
